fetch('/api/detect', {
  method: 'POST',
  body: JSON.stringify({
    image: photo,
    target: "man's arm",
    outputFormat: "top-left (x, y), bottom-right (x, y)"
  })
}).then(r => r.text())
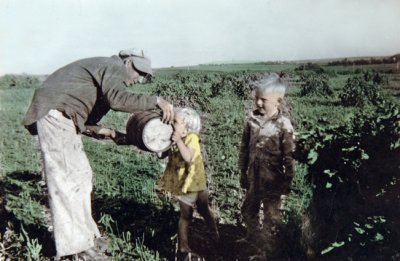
top-left (84, 125), bottom-right (130, 145)
top-left (101, 64), bottom-right (174, 123)
top-left (83, 125), bottom-right (115, 138)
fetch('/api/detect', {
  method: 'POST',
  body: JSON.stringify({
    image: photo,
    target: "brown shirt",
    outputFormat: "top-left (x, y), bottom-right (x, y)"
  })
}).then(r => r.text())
top-left (239, 110), bottom-right (295, 186)
top-left (23, 56), bottom-right (157, 134)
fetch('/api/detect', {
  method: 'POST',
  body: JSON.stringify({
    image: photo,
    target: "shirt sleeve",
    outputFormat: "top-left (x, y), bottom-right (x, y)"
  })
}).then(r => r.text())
top-left (100, 64), bottom-right (158, 112)
top-left (181, 133), bottom-right (202, 193)
top-left (184, 133), bottom-right (201, 160)
top-left (280, 120), bottom-right (296, 178)
top-left (239, 121), bottom-right (250, 176)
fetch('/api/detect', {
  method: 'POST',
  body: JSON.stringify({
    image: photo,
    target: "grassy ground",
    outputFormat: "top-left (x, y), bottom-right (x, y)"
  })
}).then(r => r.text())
top-left (0, 62), bottom-right (399, 260)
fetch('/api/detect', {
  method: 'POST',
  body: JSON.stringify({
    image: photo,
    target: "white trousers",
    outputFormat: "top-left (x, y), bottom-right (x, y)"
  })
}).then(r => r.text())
top-left (37, 110), bottom-right (100, 257)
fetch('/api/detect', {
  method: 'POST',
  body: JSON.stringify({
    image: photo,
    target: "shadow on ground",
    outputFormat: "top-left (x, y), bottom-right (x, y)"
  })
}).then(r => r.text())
top-left (2, 171), bottom-right (311, 260)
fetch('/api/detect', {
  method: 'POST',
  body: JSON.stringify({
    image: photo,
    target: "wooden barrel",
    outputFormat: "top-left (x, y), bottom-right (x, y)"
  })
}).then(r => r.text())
top-left (126, 111), bottom-right (173, 152)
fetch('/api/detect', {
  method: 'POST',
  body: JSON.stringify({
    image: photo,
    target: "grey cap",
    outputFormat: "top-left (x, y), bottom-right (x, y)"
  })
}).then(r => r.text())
top-left (119, 49), bottom-right (153, 76)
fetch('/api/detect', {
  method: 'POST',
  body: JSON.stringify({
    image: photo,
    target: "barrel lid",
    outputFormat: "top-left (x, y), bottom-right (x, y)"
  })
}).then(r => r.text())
top-left (142, 118), bottom-right (173, 152)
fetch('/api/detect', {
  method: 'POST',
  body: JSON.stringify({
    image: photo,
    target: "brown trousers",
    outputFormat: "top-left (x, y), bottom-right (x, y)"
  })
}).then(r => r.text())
top-left (241, 160), bottom-right (286, 252)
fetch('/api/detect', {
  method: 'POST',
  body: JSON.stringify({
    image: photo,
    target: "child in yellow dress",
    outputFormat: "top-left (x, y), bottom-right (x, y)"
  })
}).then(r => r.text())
top-left (157, 107), bottom-right (219, 259)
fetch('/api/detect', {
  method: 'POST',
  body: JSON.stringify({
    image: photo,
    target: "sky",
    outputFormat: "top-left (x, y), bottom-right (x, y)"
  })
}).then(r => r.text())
top-left (0, 0), bottom-right (399, 75)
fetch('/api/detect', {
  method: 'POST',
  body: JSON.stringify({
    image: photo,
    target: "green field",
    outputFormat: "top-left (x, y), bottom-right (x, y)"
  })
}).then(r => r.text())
top-left (0, 61), bottom-right (399, 260)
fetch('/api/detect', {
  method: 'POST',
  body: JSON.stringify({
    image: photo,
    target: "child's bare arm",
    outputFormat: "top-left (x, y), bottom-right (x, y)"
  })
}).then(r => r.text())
top-left (171, 125), bottom-right (194, 163)
top-left (175, 139), bottom-right (194, 163)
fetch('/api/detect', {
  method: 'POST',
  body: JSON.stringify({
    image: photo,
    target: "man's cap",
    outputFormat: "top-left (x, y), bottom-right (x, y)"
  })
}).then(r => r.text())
top-left (119, 49), bottom-right (153, 76)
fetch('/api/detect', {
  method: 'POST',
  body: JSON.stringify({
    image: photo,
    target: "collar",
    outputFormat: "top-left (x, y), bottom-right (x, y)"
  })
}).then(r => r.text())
top-left (249, 110), bottom-right (280, 126)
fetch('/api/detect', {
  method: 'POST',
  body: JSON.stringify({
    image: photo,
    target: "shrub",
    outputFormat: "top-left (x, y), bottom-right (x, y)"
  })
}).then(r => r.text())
top-left (295, 63), bottom-right (325, 74)
top-left (295, 99), bottom-right (399, 258)
top-left (339, 75), bottom-right (380, 107)
top-left (153, 72), bottom-right (213, 112)
top-left (299, 72), bottom-right (333, 97)
top-left (357, 70), bottom-right (388, 85)
top-left (0, 74), bottom-right (41, 89)
top-left (371, 72), bottom-right (389, 86)
top-left (210, 72), bottom-right (262, 99)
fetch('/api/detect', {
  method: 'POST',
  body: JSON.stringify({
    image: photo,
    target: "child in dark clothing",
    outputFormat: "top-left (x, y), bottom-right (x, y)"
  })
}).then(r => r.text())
top-left (238, 73), bottom-right (295, 258)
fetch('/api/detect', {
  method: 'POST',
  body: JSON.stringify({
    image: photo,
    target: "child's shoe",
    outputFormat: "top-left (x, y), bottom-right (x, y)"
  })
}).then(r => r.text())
top-left (249, 253), bottom-right (267, 261)
top-left (235, 234), bottom-right (254, 244)
top-left (176, 251), bottom-right (204, 261)
top-left (76, 247), bottom-right (111, 261)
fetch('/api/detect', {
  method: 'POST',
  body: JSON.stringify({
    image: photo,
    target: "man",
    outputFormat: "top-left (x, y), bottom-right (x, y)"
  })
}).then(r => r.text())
top-left (23, 49), bottom-right (174, 260)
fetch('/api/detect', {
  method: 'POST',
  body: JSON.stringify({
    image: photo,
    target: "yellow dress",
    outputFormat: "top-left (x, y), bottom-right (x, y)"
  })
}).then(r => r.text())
top-left (157, 133), bottom-right (207, 195)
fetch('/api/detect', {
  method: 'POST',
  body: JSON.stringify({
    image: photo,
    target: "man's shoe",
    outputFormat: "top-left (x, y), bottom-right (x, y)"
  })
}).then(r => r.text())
top-left (94, 236), bottom-right (109, 253)
top-left (77, 247), bottom-right (111, 261)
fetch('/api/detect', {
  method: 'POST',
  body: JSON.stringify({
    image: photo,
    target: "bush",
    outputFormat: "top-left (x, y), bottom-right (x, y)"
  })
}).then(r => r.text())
top-left (210, 72), bottom-right (260, 98)
top-left (295, 63), bottom-right (325, 74)
top-left (299, 72), bottom-right (333, 97)
top-left (355, 70), bottom-right (388, 86)
top-left (0, 74), bottom-right (41, 89)
top-left (295, 99), bottom-right (400, 258)
top-left (339, 75), bottom-right (380, 107)
top-left (371, 72), bottom-right (389, 86)
top-left (153, 74), bottom-right (212, 112)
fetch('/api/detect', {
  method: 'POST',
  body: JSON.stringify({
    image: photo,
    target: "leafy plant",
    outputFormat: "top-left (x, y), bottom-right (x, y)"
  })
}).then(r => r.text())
top-left (0, 74), bottom-right (41, 89)
top-left (298, 72), bottom-right (333, 97)
top-left (295, 62), bottom-right (325, 74)
top-left (210, 73), bottom-right (260, 98)
top-left (21, 226), bottom-right (42, 261)
top-left (339, 75), bottom-right (380, 107)
top-left (98, 213), bottom-right (161, 260)
top-left (153, 74), bottom-right (212, 112)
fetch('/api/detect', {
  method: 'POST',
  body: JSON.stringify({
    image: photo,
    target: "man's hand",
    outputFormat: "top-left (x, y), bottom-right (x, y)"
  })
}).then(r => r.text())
top-left (156, 97), bottom-right (174, 124)
top-left (84, 125), bottom-right (116, 140)
top-left (97, 128), bottom-right (116, 139)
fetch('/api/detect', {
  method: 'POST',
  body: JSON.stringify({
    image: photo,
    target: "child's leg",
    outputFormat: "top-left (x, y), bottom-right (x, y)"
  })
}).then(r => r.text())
top-left (262, 195), bottom-right (282, 236)
top-left (196, 190), bottom-right (219, 239)
top-left (240, 189), bottom-right (262, 239)
top-left (261, 195), bottom-right (282, 254)
top-left (178, 201), bottom-right (193, 253)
